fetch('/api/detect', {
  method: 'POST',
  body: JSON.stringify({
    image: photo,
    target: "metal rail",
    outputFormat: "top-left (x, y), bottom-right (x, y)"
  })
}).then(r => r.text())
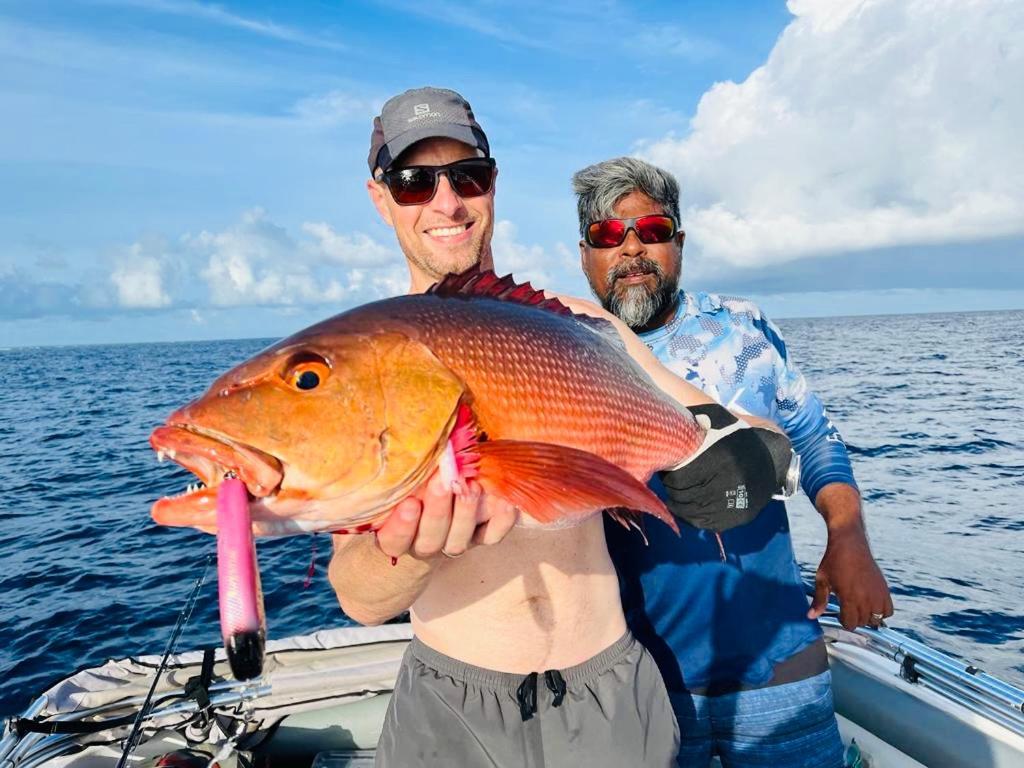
top-left (820, 612), bottom-right (1024, 739)
top-left (0, 698), bottom-right (45, 768)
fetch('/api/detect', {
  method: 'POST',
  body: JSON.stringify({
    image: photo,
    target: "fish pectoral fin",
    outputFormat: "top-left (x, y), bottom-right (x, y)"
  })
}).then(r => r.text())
top-left (474, 440), bottom-right (678, 534)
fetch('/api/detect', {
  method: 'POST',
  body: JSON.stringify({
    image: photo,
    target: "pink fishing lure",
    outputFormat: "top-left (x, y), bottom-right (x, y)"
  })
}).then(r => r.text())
top-left (216, 476), bottom-right (265, 680)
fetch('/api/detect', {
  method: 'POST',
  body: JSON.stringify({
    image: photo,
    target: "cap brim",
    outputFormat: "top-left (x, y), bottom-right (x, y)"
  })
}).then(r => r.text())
top-left (380, 123), bottom-right (485, 170)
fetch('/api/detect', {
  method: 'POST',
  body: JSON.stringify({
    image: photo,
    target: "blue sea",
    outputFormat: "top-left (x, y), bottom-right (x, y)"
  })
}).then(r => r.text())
top-left (1, 309), bottom-right (1022, 717)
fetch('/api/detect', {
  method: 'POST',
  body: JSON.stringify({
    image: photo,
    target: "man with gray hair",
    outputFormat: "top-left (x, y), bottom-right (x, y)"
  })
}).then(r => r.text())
top-left (575, 159), bottom-right (684, 332)
top-left (573, 156), bottom-right (893, 767)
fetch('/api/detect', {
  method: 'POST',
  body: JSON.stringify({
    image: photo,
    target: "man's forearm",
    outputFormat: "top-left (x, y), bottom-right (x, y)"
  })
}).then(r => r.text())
top-left (328, 534), bottom-right (436, 625)
top-left (810, 480), bottom-right (893, 628)
top-left (814, 482), bottom-right (866, 534)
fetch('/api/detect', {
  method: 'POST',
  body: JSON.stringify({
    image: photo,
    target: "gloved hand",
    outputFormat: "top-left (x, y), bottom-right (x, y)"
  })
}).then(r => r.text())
top-left (659, 403), bottom-right (799, 531)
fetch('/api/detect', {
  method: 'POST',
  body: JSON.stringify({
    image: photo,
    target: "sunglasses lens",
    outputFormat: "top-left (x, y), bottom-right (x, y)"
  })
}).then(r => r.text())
top-left (635, 215), bottom-right (676, 244)
top-left (387, 168), bottom-right (436, 205)
top-left (588, 219), bottom-right (627, 248)
top-left (448, 161), bottom-right (495, 198)
top-left (384, 160), bottom-right (494, 205)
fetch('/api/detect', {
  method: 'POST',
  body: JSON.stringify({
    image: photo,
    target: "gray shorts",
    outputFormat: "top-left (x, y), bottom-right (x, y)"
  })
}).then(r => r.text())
top-left (375, 631), bottom-right (679, 767)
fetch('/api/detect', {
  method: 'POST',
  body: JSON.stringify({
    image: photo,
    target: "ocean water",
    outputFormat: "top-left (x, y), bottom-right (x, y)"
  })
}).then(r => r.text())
top-left (1, 309), bottom-right (1022, 717)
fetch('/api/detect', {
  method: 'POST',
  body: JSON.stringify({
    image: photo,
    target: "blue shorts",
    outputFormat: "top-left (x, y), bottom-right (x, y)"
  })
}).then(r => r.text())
top-left (672, 670), bottom-right (844, 768)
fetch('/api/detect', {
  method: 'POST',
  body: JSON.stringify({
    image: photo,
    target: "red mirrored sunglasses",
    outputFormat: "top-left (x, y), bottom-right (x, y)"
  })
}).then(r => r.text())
top-left (376, 158), bottom-right (496, 206)
top-left (585, 214), bottom-right (678, 248)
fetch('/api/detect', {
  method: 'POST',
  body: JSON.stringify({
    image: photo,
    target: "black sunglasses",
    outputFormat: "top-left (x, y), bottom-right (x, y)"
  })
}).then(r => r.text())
top-left (376, 158), bottom-right (496, 206)
top-left (585, 214), bottom-right (679, 248)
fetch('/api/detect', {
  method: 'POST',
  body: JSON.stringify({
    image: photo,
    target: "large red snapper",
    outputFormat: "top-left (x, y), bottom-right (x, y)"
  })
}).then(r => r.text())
top-left (150, 268), bottom-right (707, 536)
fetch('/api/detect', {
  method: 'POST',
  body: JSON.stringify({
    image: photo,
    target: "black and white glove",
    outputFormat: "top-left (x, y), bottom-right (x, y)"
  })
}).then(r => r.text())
top-left (659, 403), bottom-right (800, 532)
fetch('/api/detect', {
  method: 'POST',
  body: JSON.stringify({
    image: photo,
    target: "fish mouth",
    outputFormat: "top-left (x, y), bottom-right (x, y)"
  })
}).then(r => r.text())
top-left (150, 424), bottom-right (284, 526)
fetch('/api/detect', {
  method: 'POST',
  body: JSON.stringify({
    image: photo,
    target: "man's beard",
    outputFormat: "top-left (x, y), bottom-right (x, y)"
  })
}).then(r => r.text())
top-left (401, 227), bottom-right (486, 283)
top-left (593, 256), bottom-right (679, 330)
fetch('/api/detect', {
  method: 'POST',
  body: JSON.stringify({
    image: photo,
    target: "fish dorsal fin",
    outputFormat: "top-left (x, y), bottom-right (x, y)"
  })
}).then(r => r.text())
top-left (429, 266), bottom-right (624, 346)
top-left (429, 265), bottom-right (574, 317)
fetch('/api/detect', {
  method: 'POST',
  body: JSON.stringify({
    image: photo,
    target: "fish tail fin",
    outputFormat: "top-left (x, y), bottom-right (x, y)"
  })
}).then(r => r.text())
top-left (473, 440), bottom-right (678, 534)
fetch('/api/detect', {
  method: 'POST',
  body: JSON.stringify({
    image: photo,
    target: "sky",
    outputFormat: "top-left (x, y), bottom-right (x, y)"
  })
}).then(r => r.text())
top-left (1, 0), bottom-right (1022, 347)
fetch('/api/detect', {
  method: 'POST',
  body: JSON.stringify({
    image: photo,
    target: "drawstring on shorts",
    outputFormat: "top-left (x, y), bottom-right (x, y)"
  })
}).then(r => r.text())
top-left (516, 673), bottom-right (537, 721)
top-left (516, 668), bottom-right (567, 721)
top-left (544, 669), bottom-right (567, 706)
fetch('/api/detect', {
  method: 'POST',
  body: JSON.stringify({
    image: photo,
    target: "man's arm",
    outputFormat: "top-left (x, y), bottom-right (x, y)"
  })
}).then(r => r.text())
top-left (327, 475), bottom-right (518, 626)
top-left (777, 396), bottom-right (892, 631)
top-left (328, 521), bottom-right (432, 626)
top-left (808, 482), bottom-right (893, 630)
top-left (754, 308), bottom-right (893, 629)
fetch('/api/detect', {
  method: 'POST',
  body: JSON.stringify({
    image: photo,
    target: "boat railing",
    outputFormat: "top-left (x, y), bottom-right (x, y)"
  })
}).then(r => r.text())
top-left (819, 606), bottom-right (1024, 740)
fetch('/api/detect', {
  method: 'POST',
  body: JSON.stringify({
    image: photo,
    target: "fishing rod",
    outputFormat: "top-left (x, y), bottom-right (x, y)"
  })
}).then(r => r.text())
top-left (115, 554), bottom-right (213, 768)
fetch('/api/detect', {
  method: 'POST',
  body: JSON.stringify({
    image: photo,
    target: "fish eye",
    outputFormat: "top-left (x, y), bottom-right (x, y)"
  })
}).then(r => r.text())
top-left (296, 370), bottom-right (320, 390)
top-left (284, 353), bottom-right (331, 392)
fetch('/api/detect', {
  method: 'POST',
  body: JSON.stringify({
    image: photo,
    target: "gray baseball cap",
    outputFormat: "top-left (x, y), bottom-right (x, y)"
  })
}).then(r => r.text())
top-left (367, 86), bottom-right (490, 175)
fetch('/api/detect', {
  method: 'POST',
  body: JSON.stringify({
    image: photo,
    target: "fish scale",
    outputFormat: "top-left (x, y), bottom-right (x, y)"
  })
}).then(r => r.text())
top-left (344, 287), bottom-right (702, 481)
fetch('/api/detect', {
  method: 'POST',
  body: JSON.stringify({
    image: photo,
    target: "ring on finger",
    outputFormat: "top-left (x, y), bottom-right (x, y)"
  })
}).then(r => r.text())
top-left (441, 547), bottom-right (465, 559)
top-left (870, 612), bottom-right (885, 624)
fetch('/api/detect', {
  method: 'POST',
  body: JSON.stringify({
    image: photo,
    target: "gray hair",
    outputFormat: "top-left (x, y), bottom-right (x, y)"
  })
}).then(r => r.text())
top-left (571, 157), bottom-right (681, 237)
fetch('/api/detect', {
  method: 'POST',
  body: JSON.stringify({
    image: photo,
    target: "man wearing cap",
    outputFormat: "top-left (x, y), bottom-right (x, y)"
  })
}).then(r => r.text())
top-left (327, 88), bottom-right (794, 767)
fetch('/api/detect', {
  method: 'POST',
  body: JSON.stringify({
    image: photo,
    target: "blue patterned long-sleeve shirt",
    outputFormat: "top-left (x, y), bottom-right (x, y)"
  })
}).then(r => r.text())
top-left (606, 290), bottom-right (857, 691)
top-left (651, 290), bottom-right (856, 502)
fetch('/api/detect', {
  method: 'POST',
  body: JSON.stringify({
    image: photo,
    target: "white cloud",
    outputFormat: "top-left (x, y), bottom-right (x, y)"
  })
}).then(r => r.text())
top-left (189, 209), bottom-right (338, 306)
top-left (110, 245), bottom-right (171, 308)
top-left (640, 0), bottom-right (1024, 269)
top-left (491, 220), bottom-right (576, 287)
top-left (302, 221), bottom-right (400, 266)
top-left (185, 208), bottom-right (404, 307)
top-left (9, 211), bottom-right (580, 322)
top-left (344, 265), bottom-right (408, 300)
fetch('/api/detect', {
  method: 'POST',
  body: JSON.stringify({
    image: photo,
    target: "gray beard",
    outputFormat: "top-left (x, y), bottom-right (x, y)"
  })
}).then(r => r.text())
top-left (595, 258), bottom-right (679, 330)
top-left (609, 286), bottom-right (664, 330)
